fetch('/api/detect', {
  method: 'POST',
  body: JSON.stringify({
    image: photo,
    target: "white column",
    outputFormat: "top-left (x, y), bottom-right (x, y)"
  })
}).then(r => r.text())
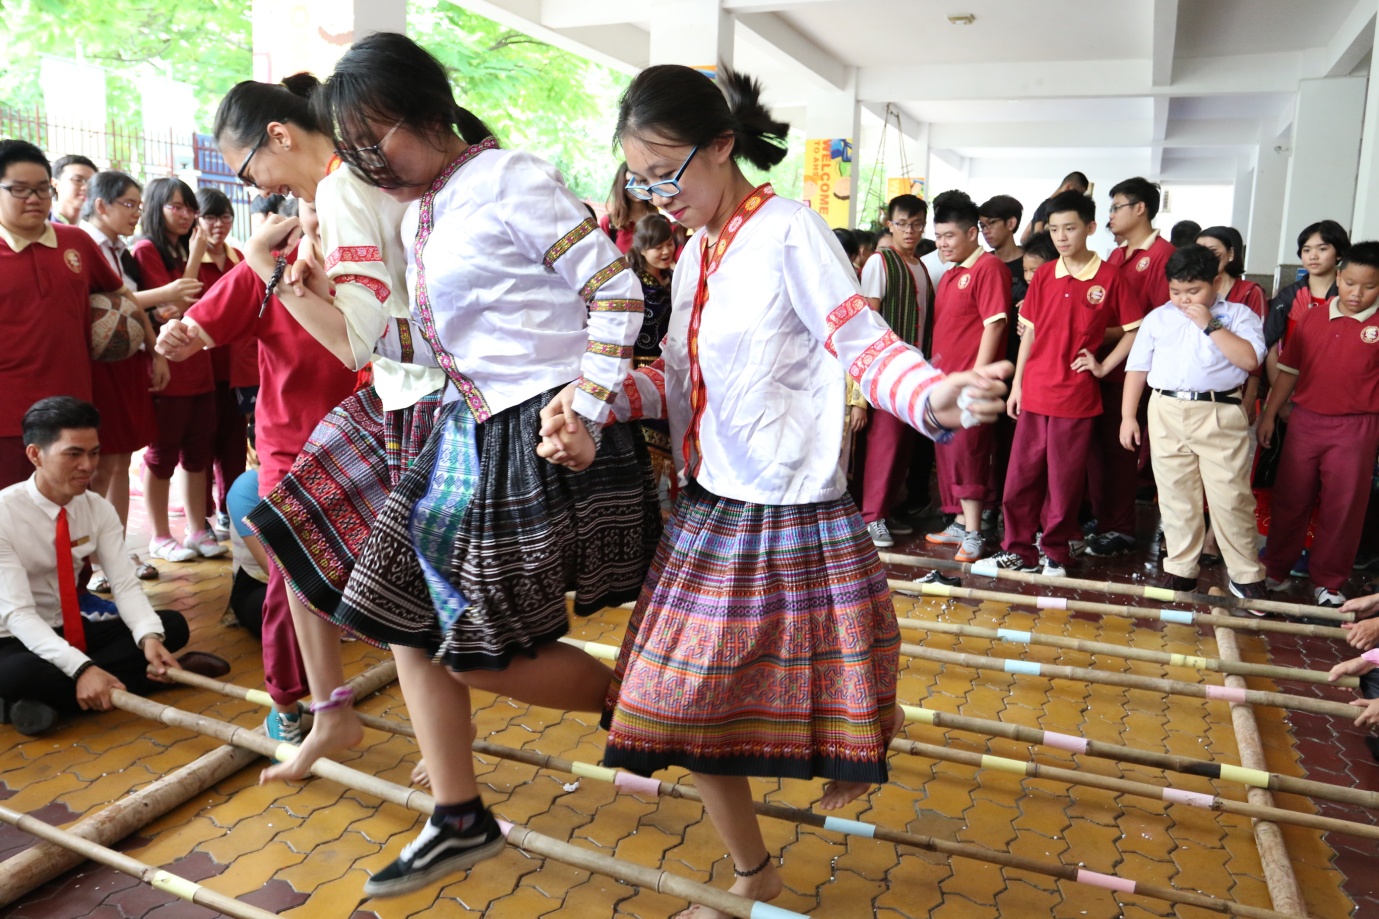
top-left (1276, 76), bottom-right (1367, 263)
top-left (803, 76), bottom-right (860, 228)
top-left (648, 0), bottom-right (734, 69)
top-left (253, 0), bottom-right (405, 83)
top-left (1230, 160), bottom-right (1253, 235)
top-left (1245, 141), bottom-right (1290, 280)
top-left (1351, 3), bottom-right (1379, 239)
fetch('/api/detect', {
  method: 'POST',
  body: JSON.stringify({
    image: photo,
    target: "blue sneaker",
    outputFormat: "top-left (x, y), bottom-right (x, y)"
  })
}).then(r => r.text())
top-left (1289, 550), bottom-right (1310, 580)
top-left (265, 708), bottom-right (303, 763)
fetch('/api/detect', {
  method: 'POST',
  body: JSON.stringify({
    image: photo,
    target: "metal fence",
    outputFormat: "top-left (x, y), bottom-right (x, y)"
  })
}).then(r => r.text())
top-left (0, 106), bottom-right (254, 244)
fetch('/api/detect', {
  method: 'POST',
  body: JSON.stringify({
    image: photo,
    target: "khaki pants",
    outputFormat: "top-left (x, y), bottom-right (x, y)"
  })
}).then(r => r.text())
top-left (1148, 391), bottom-right (1265, 582)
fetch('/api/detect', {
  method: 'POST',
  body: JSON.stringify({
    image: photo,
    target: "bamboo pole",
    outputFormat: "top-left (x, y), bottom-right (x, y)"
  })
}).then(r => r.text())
top-left (879, 552), bottom-right (1351, 622)
top-left (1209, 591), bottom-right (1308, 917)
top-left (898, 703), bottom-right (1379, 809)
top-left (0, 743), bottom-right (258, 906)
top-left (895, 616), bottom-right (1358, 688)
top-left (901, 642), bottom-right (1360, 720)
top-left (0, 803), bottom-right (279, 919)
top-left (110, 692), bottom-right (795, 919)
top-left (892, 580), bottom-right (1350, 640)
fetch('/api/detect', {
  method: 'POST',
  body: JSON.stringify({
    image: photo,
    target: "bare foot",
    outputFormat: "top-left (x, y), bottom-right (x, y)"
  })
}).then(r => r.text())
top-left (672, 861), bottom-right (782, 919)
top-left (819, 707), bottom-right (905, 810)
top-left (411, 759), bottom-right (430, 788)
top-left (259, 708), bottom-right (364, 784)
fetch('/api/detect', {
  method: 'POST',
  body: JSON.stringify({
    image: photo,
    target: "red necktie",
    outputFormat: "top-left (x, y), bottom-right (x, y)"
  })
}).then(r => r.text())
top-left (56, 507), bottom-right (85, 653)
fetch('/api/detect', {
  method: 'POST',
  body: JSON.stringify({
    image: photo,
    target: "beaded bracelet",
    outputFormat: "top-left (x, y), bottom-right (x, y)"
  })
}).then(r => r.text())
top-left (308, 686), bottom-right (355, 713)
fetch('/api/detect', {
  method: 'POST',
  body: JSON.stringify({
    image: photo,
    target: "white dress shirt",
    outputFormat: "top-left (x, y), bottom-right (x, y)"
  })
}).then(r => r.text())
top-left (0, 477), bottom-right (163, 677)
top-left (611, 192), bottom-right (946, 505)
top-left (1126, 295), bottom-right (1265, 392)
top-left (315, 162), bottom-right (446, 412)
top-left (80, 220), bottom-right (137, 291)
top-left (401, 142), bottom-right (643, 424)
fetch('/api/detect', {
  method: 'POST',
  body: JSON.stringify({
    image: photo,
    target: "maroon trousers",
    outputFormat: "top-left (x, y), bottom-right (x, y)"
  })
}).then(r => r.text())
top-left (1264, 406), bottom-right (1379, 591)
top-left (936, 423), bottom-right (996, 514)
top-left (209, 382), bottom-right (248, 517)
top-left (263, 565), bottom-right (308, 707)
top-left (1087, 379), bottom-right (1139, 535)
top-left (1001, 411), bottom-right (1095, 566)
top-left (859, 410), bottom-right (915, 523)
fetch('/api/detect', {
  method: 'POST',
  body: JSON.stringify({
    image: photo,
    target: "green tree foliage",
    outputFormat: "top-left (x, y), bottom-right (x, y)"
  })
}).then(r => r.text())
top-left (0, 0), bottom-right (251, 129)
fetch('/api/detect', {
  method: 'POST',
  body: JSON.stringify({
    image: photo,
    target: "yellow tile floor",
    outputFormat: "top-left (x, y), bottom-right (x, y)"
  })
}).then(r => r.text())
top-left (0, 552), bottom-right (1357, 918)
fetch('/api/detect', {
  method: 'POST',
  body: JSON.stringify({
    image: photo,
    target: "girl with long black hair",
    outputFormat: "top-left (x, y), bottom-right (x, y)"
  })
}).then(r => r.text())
top-left (578, 64), bottom-right (1009, 917)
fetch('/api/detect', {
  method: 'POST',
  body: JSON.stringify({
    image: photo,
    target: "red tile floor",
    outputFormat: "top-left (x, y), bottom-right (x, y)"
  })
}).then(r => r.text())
top-left (0, 491), bottom-right (1373, 917)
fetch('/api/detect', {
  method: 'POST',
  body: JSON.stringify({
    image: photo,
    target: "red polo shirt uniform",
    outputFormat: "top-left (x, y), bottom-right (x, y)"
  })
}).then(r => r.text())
top-left (1108, 231), bottom-right (1175, 315)
top-left (1017, 253), bottom-right (1136, 418)
top-left (1265, 300), bottom-right (1379, 592)
top-left (131, 239), bottom-right (215, 397)
top-left (0, 223), bottom-right (121, 434)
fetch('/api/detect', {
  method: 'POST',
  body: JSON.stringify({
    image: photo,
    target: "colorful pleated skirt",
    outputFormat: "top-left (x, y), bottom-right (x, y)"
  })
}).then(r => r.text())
top-left (602, 480), bottom-right (900, 784)
top-left (245, 386), bottom-right (442, 628)
top-left (333, 387), bottom-right (662, 671)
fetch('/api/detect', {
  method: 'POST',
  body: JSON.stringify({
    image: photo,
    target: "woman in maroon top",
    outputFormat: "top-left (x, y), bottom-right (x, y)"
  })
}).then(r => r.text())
top-left (1196, 226), bottom-right (1265, 317)
top-left (131, 178), bottom-right (226, 563)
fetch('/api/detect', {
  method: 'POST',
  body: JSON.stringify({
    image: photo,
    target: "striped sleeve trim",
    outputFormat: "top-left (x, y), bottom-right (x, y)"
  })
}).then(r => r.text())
top-left (867, 346), bottom-right (909, 407)
top-left (824, 294), bottom-right (870, 357)
top-left (543, 218), bottom-right (597, 269)
top-left (624, 372), bottom-right (644, 419)
top-left (325, 246), bottom-right (382, 271)
top-left (905, 373), bottom-right (944, 428)
top-left (589, 298), bottom-right (643, 313)
top-left (587, 341), bottom-right (635, 359)
top-left (580, 258), bottom-right (629, 302)
top-left (1275, 361), bottom-right (1299, 375)
top-left (849, 330), bottom-right (900, 381)
top-left (1018, 315), bottom-right (1035, 328)
top-left (983, 313), bottom-right (1009, 326)
top-left (577, 377), bottom-right (617, 404)
top-left (1121, 319), bottom-right (1143, 332)
top-left (334, 274), bottom-right (391, 305)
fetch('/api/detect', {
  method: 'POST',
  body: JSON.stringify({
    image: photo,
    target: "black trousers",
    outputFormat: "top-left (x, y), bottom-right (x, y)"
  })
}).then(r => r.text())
top-left (0, 609), bottom-right (188, 714)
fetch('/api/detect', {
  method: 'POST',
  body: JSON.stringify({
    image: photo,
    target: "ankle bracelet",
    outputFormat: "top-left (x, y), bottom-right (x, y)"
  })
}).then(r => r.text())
top-left (307, 686), bottom-right (355, 713)
top-left (734, 852), bottom-right (773, 877)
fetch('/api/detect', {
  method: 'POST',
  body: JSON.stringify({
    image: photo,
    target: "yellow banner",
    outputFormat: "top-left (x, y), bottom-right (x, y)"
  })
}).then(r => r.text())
top-left (887, 177), bottom-right (926, 201)
top-left (803, 138), bottom-right (852, 229)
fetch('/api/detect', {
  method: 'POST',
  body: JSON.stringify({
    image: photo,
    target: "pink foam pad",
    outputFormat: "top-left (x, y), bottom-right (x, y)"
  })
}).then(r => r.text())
top-left (1077, 869), bottom-right (1136, 893)
top-left (1044, 732), bottom-right (1088, 754)
top-left (1035, 596), bottom-right (1068, 610)
top-left (1205, 685), bottom-right (1248, 703)
top-left (497, 819), bottom-right (514, 837)
top-left (613, 771), bottom-right (663, 797)
top-left (1163, 788), bottom-right (1214, 809)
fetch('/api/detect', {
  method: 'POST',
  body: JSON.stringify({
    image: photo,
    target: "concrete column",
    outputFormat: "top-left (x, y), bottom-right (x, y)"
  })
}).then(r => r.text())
top-left (1351, 3), bottom-right (1379, 239)
top-left (1230, 160), bottom-right (1253, 237)
top-left (803, 76), bottom-right (860, 228)
top-left (648, 0), bottom-right (734, 69)
top-left (1276, 75), bottom-right (1366, 262)
top-left (253, 0), bottom-right (406, 83)
top-left (1244, 141), bottom-right (1291, 284)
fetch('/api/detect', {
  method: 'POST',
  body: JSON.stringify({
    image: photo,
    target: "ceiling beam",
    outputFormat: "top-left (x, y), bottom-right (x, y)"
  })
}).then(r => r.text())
top-left (722, 0), bottom-right (836, 11)
top-left (450, 0), bottom-right (642, 72)
top-left (736, 12), bottom-right (849, 90)
top-left (1151, 0), bottom-right (1178, 87)
top-left (539, 0), bottom-right (659, 29)
top-left (1323, 0), bottom-right (1377, 77)
top-left (929, 118), bottom-right (1262, 151)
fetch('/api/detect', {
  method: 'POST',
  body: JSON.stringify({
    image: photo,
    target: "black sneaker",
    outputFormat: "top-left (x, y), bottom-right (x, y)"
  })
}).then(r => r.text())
top-left (1227, 579), bottom-right (1268, 618)
top-left (0, 699), bottom-right (59, 736)
top-left (1159, 573), bottom-right (1197, 593)
top-left (916, 570), bottom-right (962, 587)
top-left (976, 550), bottom-right (1040, 573)
top-left (1085, 532), bottom-right (1137, 558)
top-left (364, 809), bottom-right (506, 898)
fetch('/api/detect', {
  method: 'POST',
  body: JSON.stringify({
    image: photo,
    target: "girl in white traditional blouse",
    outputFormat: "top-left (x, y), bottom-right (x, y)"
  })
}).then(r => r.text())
top-left (290, 33), bottom-right (659, 899)
top-left (553, 65), bottom-right (1009, 918)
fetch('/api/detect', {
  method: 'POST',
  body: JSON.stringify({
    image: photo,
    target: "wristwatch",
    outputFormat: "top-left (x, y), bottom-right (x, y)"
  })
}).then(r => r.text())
top-left (1203, 318), bottom-right (1225, 335)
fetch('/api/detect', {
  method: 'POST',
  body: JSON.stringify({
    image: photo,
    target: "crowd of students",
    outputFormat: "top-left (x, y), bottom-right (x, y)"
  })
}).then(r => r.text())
top-left (1, 35), bottom-right (1378, 916)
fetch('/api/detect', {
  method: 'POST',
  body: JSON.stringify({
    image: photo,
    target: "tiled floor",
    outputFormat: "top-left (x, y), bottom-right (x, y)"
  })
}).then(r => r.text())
top-left (0, 501), bottom-right (1373, 917)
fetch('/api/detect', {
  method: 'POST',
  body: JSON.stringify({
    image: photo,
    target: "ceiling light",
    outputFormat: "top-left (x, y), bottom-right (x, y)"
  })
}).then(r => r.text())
top-left (947, 13), bottom-right (976, 25)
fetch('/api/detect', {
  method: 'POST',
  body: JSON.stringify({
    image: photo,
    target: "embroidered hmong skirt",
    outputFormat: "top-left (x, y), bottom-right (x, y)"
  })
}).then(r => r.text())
top-left (332, 386), bottom-right (661, 671)
top-left (245, 386), bottom-right (442, 625)
top-left (601, 481), bottom-right (900, 784)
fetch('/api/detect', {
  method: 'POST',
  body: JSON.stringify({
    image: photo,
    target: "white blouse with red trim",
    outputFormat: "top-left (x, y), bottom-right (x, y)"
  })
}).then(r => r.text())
top-left (612, 195), bottom-right (947, 506)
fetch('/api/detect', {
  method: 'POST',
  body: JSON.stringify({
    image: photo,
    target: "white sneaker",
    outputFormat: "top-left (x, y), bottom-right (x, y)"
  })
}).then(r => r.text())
top-left (1314, 587), bottom-right (1345, 607)
top-left (867, 520), bottom-right (895, 548)
top-left (185, 529), bottom-right (229, 559)
top-left (1040, 556), bottom-right (1067, 578)
top-left (925, 522), bottom-right (966, 546)
top-left (149, 537), bottom-right (197, 563)
top-left (1265, 576), bottom-right (1292, 592)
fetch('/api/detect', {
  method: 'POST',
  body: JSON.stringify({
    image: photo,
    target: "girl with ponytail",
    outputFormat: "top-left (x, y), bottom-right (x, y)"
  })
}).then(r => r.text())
top-left (579, 64), bottom-right (1012, 917)
top-left (239, 32), bottom-right (659, 899)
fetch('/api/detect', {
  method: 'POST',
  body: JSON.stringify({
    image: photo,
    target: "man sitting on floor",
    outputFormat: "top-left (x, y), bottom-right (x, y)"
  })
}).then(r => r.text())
top-left (0, 397), bottom-right (201, 735)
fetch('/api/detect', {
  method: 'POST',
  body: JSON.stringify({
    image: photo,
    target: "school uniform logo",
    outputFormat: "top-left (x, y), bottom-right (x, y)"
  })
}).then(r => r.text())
top-left (958, 274), bottom-right (971, 289)
top-left (63, 249), bottom-right (82, 273)
top-left (1086, 285), bottom-right (1107, 305)
top-left (1135, 256), bottom-right (1151, 272)
top-left (1362, 326), bottom-right (1379, 344)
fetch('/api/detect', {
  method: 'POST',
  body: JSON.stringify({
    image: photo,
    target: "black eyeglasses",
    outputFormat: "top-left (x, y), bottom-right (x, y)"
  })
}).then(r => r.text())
top-left (0, 184), bottom-right (56, 201)
top-left (335, 120), bottom-right (404, 175)
top-left (237, 132), bottom-right (268, 189)
top-left (625, 146), bottom-right (698, 201)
